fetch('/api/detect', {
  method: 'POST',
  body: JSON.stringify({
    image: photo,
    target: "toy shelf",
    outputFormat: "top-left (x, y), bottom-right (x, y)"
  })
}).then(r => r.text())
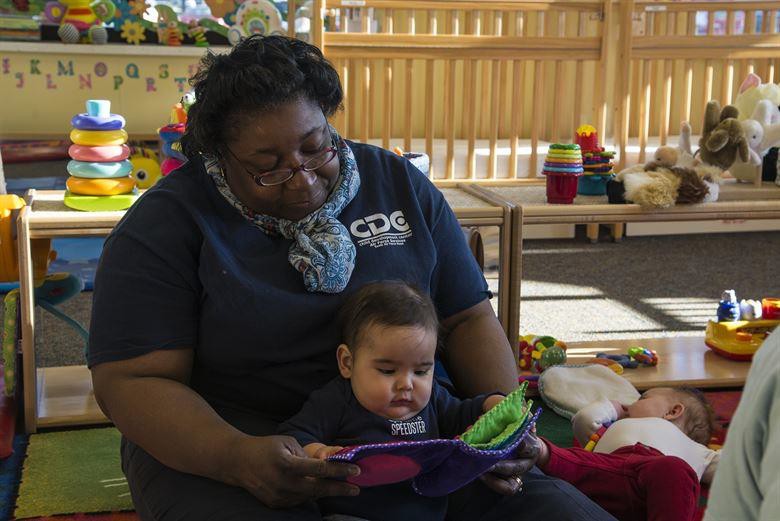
top-left (16, 187), bottom-right (513, 432)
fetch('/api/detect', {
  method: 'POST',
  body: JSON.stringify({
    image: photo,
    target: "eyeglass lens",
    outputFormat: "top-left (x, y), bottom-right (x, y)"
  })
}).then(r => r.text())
top-left (255, 147), bottom-right (337, 186)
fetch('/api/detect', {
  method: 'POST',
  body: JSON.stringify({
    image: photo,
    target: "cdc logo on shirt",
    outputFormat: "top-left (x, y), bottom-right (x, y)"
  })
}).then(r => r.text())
top-left (349, 210), bottom-right (413, 248)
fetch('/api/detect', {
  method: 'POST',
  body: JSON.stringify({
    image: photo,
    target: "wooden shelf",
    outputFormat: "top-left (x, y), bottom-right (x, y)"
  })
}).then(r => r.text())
top-left (36, 365), bottom-right (109, 429)
top-left (564, 336), bottom-right (751, 390)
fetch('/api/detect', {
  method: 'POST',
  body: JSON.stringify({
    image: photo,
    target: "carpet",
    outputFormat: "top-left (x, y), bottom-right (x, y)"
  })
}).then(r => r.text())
top-left (14, 428), bottom-right (133, 519)
top-left (0, 435), bottom-right (28, 521)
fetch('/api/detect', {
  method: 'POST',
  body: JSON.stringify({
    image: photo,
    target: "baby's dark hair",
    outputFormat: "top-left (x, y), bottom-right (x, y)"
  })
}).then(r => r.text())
top-left (337, 281), bottom-right (439, 351)
top-left (181, 35), bottom-right (343, 158)
top-left (672, 387), bottom-right (718, 445)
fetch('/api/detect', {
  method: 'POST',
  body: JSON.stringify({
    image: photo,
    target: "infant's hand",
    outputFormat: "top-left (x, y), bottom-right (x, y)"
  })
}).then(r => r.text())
top-left (312, 445), bottom-right (345, 460)
top-left (483, 394), bottom-right (505, 412)
top-left (610, 400), bottom-right (628, 420)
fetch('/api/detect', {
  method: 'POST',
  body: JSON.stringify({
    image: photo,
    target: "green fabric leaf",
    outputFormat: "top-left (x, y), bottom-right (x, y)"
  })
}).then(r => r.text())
top-left (460, 381), bottom-right (533, 449)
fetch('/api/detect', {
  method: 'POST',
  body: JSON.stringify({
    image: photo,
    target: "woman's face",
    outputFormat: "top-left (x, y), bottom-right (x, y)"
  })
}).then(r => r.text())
top-left (220, 97), bottom-right (341, 221)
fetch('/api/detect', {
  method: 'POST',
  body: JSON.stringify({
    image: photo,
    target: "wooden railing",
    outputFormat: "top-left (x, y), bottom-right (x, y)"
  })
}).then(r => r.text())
top-left (617, 0), bottom-right (780, 168)
top-left (298, 0), bottom-right (780, 184)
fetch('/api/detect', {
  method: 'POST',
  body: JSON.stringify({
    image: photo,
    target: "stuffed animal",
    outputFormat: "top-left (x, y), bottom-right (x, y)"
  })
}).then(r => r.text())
top-left (734, 73), bottom-right (780, 125)
top-left (730, 100), bottom-right (780, 182)
top-left (44, 0), bottom-right (115, 44)
top-left (616, 162), bottom-right (723, 209)
top-left (698, 101), bottom-right (749, 171)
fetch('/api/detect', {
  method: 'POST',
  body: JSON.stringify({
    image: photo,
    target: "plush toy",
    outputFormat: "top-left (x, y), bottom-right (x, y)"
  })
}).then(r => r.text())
top-left (697, 100), bottom-right (749, 171)
top-left (616, 161), bottom-right (723, 209)
top-left (611, 120), bottom-right (726, 209)
top-left (44, 0), bottom-right (116, 44)
top-left (734, 73), bottom-right (780, 126)
top-left (518, 335), bottom-right (567, 373)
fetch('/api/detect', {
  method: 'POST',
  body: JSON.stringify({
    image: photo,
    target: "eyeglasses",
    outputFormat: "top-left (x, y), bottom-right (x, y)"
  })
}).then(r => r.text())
top-left (224, 145), bottom-right (339, 187)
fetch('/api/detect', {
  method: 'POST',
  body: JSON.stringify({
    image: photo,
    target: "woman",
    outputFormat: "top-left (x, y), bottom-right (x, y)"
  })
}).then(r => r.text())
top-left (88, 35), bottom-right (613, 520)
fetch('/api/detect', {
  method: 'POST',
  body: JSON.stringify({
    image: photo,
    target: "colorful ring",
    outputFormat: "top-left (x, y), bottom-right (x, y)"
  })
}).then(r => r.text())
top-left (161, 157), bottom-right (185, 175)
top-left (549, 144), bottom-right (581, 150)
top-left (544, 157), bottom-right (583, 164)
top-left (71, 113), bottom-right (126, 131)
top-left (69, 144), bottom-right (131, 162)
top-left (162, 142), bottom-right (186, 161)
top-left (547, 151), bottom-right (582, 157)
top-left (544, 166), bottom-right (584, 173)
top-left (67, 160), bottom-right (133, 179)
top-left (63, 190), bottom-right (138, 212)
top-left (70, 129), bottom-right (128, 147)
top-left (66, 176), bottom-right (136, 196)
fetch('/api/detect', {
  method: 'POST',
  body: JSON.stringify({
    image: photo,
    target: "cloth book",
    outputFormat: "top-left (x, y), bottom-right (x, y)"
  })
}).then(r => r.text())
top-left (328, 382), bottom-right (540, 497)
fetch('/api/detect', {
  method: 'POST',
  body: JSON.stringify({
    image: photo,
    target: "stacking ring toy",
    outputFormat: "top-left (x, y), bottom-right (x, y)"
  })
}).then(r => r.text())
top-left (66, 176), bottom-right (136, 196)
top-left (161, 157), bottom-right (185, 175)
top-left (69, 144), bottom-right (130, 162)
top-left (543, 166), bottom-right (584, 173)
top-left (162, 142), bottom-right (186, 161)
top-left (67, 159), bottom-right (133, 179)
top-left (64, 190), bottom-right (139, 212)
top-left (549, 144), bottom-right (581, 150)
top-left (70, 129), bottom-right (128, 147)
top-left (71, 113), bottom-right (126, 131)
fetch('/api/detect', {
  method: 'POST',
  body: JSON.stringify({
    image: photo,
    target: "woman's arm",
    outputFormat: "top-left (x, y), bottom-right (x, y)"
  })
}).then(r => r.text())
top-left (91, 349), bottom-right (359, 508)
top-left (440, 299), bottom-right (518, 396)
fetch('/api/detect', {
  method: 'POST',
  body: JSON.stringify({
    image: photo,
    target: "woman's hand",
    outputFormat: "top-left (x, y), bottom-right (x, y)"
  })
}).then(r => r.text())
top-left (479, 433), bottom-right (540, 495)
top-left (231, 435), bottom-right (360, 508)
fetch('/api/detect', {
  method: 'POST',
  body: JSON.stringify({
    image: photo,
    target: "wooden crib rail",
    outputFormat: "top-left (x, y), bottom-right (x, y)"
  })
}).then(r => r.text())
top-left (317, 0), bottom-right (608, 183)
top-left (301, 1), bottom-right (780, 183)
top-left (617, 0), bottom-right (780, 169)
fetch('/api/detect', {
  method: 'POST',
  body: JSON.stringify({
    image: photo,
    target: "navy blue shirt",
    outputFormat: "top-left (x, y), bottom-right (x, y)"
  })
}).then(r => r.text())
top-left (278, 378), bottom-right (488, 520)
top-left (87, 142), bottom-right (489, 435)
top-left (278, 377), bottom-right (486, 448)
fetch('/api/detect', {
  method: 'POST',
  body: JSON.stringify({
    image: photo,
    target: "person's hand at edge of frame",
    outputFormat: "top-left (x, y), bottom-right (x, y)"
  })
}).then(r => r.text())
top-left (230, 435), bottom-right (361, 508)
top-left (479, 433), bottom-right (540, 495)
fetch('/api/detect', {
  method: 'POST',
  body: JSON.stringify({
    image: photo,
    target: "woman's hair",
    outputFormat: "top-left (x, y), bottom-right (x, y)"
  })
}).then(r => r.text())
top-left (337, 281), bottom-right (440, 351)
top-left (673, 387), bottom-right (718, 445)
top-left (181, 35), bottom-right (343, 158)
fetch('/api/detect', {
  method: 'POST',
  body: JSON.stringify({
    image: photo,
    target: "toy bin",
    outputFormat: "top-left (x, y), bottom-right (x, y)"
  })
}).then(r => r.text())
top-left (545, 172), bottom-right (581, 204)
top-left (577, 174), bottom-right (614, 196)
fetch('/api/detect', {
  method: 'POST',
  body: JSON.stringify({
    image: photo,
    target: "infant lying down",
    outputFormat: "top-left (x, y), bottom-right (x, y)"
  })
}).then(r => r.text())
top-left (537, 387), bottom-right (720, 521)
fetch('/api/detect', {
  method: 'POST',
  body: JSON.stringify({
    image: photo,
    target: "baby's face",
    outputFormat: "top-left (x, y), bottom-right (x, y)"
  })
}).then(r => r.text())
top-left (626, 388), bottom-right (678, 419)
top-left (348, 324), bottom-right (436, 421)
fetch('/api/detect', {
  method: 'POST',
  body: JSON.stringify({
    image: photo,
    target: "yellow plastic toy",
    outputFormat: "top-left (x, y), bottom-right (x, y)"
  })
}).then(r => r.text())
top-left (63, 190), bottom-right (138, 211)
top-left (66, 176), bottom-right (136, 196)
top-left (129, 149), bottom-right (162, 189)
top-left (0, 195), bottom-right (53, 283)
top-left (69, 128), bottom-right (128, 147)
top-left (705, 319), bottom-right (779, 360)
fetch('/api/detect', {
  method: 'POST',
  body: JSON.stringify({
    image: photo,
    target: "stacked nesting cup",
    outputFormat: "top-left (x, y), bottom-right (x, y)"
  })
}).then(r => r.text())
top-left (159, 102), bottom-right (187, 176)
top-left (542, 144), bottom-right (583, 204)
top-left (575, 125), bottom-right (615, 196)
top-left (65, 100), bottom-right (138, 212)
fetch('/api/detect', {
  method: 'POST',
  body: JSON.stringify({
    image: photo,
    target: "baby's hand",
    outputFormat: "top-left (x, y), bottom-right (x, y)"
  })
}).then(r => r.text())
top-left (311, 445), bottom-right (345, 460)
top-left (483, 394), bottom-right (505, 412)
top-left (610, 400), bottom-right (628, 420)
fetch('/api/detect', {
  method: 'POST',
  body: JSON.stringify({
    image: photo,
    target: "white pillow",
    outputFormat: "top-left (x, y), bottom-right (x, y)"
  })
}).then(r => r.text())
top-left (538, 364), bottom-right (640, 419)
